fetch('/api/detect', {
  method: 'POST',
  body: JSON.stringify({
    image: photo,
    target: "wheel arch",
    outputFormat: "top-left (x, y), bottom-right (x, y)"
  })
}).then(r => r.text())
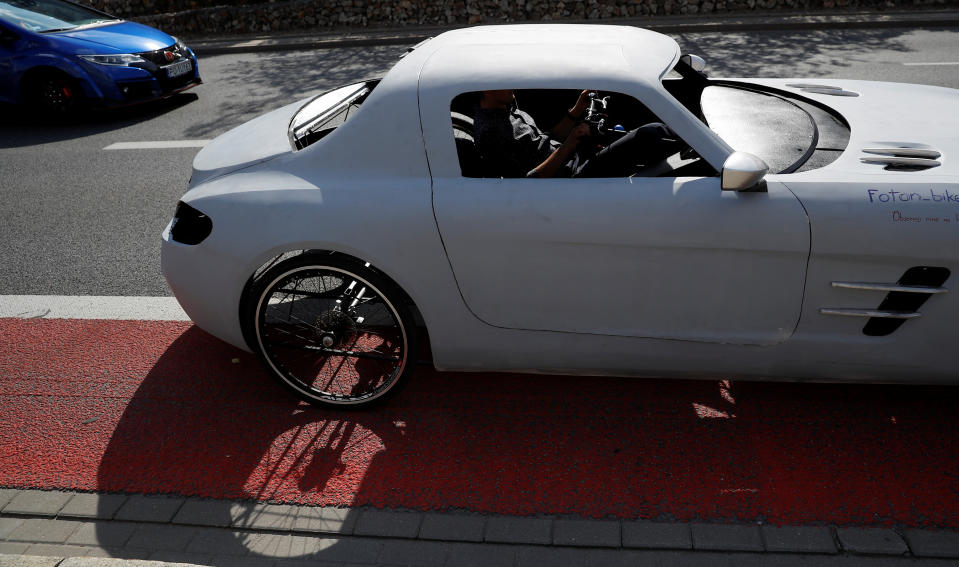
top-left (19, 64), bottom-right (99, 102)
top-left (237, 248), bottom-right (425, 352)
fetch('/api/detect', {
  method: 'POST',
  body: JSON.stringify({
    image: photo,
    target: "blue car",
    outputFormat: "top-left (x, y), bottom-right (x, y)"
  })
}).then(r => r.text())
top-left (0, 0), bottom-right (200, 113)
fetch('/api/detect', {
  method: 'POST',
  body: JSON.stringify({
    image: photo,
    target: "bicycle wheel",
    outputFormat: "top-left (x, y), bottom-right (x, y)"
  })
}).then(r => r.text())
top-left (249, 256), bottom-right (417, 408)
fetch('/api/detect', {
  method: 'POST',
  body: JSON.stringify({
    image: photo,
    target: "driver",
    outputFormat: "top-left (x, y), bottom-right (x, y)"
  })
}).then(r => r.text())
top-left (473, 89), bottom-right (677, 178)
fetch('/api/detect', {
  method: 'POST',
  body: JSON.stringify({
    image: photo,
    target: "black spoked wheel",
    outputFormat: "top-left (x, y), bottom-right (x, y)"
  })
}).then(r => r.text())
top-left (26, 72), bottom-right (82, 117)
top-left (249, 256), bottom-right (417, 408)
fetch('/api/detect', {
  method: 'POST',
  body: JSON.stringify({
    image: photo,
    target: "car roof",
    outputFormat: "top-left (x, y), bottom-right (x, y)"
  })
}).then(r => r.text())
top-left (303, 24), bottom-right (729, 178)
top-left (406, 24), bottom-right (681, 89)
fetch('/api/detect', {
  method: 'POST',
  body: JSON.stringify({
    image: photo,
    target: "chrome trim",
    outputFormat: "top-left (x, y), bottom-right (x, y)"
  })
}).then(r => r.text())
top-left (785, 83), bottom-right (859, 96)
top-left (801, 87), bottom-right (859, 97)
top-left (786, 83), bottom-right (842, 90)
top-left (831, 281), bottom-right (949, 294)
top-left (860, 156), bottom-right (941, 168)
top-left (862, 147), bottom-right (941, 159)
top-left (820, 308), bottom-right (921, 319)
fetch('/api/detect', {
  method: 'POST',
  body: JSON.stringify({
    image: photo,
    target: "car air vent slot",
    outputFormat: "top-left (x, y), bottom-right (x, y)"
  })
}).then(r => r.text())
top-left (860, 144), bottom-right (942, 171)
top-left (786, 83), bottom-right (859, 97)
top-left (820, 308), bottom-right (920, 319)
top-left (820, 266), bottom-right (950, 336)
top-left (863, 148), bottom-right (941, 159)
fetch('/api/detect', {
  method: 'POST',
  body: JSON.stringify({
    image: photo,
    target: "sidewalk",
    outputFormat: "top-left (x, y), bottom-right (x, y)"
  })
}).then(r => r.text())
top-left (181, 9), bottom-right (959, 55)
top-left (2, 488), bottom-right (959, 566)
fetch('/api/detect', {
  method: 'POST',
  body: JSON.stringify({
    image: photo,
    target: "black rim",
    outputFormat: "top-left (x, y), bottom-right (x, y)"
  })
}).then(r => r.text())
top-left (38, 77), bottom-right (73, 112)
top-left (254, 266), bottom-right (408, 405)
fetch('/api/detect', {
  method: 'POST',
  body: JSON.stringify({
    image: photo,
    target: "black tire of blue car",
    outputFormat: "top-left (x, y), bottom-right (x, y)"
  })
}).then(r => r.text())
top-left (24, 70), bottom-right (83, 117)
top-left (244, 254), bottom-right (419, 409)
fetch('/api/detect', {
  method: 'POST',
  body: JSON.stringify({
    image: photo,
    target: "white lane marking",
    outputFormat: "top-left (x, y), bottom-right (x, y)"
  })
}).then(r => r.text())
top-left (103, 140), bottom-right (212, 150)
top-left (902, 61), bottom-right (959, 66)
top-left (233, 39), bottom-right (269, 47)
top-left (0, 295), bottom-right (190, 321)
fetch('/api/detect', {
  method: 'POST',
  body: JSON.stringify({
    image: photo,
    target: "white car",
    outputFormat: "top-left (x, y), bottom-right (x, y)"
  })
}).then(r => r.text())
top-left (162, 24), bottom-right (957, 408)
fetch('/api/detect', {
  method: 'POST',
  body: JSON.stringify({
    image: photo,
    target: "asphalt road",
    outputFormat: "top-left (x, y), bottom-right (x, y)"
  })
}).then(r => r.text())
top-left (1, 27), bottom-right (959, 296)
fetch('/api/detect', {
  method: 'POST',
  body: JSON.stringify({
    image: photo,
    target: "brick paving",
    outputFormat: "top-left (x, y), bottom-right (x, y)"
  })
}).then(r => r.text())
top-left (1, 488), bottom-right (959, 566)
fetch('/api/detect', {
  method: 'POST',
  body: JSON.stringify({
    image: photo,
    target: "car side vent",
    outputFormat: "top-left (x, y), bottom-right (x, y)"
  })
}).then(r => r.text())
top-left (820, 266), bottom-right (951, 336)
top-left (786, 83), bottom-right (859, 97)
top-left (860, 145), bottom-right (941, 171)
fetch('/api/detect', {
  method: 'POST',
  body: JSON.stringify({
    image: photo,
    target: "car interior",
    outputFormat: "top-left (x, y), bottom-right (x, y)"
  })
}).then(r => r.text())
top-left (449, 88), bottom-right (717, 179)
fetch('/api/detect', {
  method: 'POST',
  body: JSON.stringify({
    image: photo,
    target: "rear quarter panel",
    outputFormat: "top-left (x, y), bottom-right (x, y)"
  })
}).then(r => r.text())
top-left (783, 177), bottom-right (959, 380)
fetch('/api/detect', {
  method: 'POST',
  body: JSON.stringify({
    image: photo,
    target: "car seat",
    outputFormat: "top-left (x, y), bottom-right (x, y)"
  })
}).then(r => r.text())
top-left (451, 111), bottom-right (483, 177)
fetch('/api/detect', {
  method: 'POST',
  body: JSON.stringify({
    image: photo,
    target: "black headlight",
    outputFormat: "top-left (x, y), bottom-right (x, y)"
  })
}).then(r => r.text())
top-left (170, 201), bottom-right (212, 245)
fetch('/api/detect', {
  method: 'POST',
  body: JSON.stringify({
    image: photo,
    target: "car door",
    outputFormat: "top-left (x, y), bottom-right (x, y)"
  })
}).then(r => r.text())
top-left (424, 89), bottom-right (811, 346)
top-left (431, 172), bottom-right (810, 345)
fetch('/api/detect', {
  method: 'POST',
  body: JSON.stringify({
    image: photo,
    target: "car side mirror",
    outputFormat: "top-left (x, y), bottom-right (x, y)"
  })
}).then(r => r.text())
top-left (721, 151), bottom-right (768, 192)
top-left (680, 54), bottom-right (707, 73)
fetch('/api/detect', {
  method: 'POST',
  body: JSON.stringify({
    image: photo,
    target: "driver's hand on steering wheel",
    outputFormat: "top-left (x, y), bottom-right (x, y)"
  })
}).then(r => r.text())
top-left (570, 90), bottom-right (593, 120)
top-left (563, 123), bottom-right (591, 149)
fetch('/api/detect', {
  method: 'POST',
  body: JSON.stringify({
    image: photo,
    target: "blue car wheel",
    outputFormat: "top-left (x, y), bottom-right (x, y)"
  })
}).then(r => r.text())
top-left (23, 69), bottom-right (82, 115)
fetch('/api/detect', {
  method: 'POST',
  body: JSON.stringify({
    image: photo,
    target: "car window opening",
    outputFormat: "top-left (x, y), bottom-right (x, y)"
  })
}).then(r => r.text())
top-left (289, 79), bottom-right (379, 150)
top-left (451, 89), bottom-right (714, 179)
top-left (0, 0), bottom-right (117, 33)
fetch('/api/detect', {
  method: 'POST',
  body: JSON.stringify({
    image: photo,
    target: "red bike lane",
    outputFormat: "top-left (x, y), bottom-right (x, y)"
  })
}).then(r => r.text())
top-left (1, 317), bottom-right (957, 527)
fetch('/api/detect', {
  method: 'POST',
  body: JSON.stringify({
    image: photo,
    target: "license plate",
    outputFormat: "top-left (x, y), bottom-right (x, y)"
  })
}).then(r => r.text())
top-left (164, 59), bottom-right (192, 78)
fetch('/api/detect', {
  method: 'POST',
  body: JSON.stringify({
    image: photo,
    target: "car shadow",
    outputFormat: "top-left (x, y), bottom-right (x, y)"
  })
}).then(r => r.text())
top-left (93, 324), bottom-right (959, 562)
top-left (0, 92), bottom-right (199, 149)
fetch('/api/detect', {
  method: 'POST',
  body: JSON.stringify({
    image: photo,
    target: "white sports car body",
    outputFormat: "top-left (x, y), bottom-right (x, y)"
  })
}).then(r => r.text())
top-left (162, 25), bottom-right (958, 407)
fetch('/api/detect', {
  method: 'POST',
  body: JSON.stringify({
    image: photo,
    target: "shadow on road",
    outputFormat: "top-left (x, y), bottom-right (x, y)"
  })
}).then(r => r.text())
top-left (90, 322), bottom-right (959, 561)
top-left (181, 45), bottom-right (400, 139)
top-left (0, 93), bottom-right (200, 149)
top-left (674, 27), bottom-right (913, 77)
top-left (0, 27), bottom-right (940, 150)
top-left (176, 26), bottom-right (925, 140)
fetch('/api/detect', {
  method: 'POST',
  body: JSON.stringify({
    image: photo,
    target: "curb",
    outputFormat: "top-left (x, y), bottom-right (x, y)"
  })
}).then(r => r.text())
top-left (0, 556), bottom-right (198, 567)
top-left (183, 9), bottom-right (959, 55)
top-left (3, 488), bottom-right (959, 564)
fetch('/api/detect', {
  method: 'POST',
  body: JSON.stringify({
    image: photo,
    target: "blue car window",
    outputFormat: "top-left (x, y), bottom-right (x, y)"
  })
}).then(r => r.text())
top-left (0, 0), bottom-right (114, 33)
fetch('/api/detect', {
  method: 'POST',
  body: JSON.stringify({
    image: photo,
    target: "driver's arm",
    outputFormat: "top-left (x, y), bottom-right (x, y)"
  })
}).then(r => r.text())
top-left (550, 90), bottom-right (592, 139)
top-left (530, 123), bottom-right (589, 178)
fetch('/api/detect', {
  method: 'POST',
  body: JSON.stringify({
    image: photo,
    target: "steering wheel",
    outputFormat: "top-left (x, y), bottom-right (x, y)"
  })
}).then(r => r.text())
top-left (579, 92), bottom-right (701, 176)
top-left (583, 92), bottom-right (611, 137)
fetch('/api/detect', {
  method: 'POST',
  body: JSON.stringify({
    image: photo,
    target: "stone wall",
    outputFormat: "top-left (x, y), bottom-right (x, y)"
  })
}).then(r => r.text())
top-left (85, 0), bottom-right (954, 35)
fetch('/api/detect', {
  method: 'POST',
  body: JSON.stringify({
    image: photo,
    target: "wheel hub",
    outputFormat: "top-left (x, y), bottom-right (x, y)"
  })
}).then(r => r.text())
top-left (315, 310), bottom-right (355, 348)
